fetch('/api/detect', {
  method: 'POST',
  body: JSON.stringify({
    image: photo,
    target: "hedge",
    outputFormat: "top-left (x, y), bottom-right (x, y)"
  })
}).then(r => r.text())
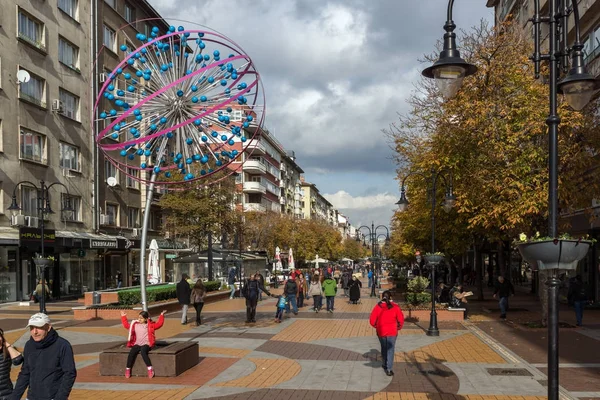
top-left (117, 281), bottom-right (222, 305)
top-left (404, 292), bottom-right (432, 306)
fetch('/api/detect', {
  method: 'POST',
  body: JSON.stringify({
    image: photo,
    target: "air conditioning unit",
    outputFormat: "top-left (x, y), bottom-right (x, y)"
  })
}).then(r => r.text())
top-left (62, 169), bottom-right (75, 178)
top-left (100, 214), bottom-right (109, 225)
top-left (26, 216), bottom-right (39, 228)
top-left (51, 99), bottom-right (64, 113)
top-left (99, 73), bottom-right (107, 83)
top-left (10, 215), bottom-right (26, 226)
top-left (132, 228), bottom-right (139, 237)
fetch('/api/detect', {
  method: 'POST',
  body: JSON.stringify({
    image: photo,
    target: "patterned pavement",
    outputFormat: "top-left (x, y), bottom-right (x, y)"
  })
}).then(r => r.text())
top-left (1, 278), bottom-right (598, 399)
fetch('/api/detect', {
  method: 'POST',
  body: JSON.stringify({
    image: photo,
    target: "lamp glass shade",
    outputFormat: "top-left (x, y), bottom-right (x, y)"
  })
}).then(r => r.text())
top-left (442, 197), bottom-right (456, 213)
top-left (561, 80), bottom-right (595, 111)
top-left (7, 197), bottom-right (20, 217)
top-left (433, 65), bottom-right (466, 99)
top-left (396, 201), bottom-right (408, 212)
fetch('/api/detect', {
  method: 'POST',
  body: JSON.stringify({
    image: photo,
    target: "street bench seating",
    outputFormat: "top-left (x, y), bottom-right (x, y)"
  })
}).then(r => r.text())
top-left (99, 341), bottom-right (199, 377)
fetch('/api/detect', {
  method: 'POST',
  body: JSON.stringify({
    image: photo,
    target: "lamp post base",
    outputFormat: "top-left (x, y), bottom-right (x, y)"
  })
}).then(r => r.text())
top-left (426, 312), bottom-right (440, 336)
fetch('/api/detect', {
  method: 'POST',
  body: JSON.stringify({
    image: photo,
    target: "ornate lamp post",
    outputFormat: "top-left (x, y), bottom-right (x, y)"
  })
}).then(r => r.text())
top-left (396, 168), bottom-right (455, 336)
top-left (356, 223), bottom-right (389, 296)
top-left (8, 180), bottom-right (72, 314)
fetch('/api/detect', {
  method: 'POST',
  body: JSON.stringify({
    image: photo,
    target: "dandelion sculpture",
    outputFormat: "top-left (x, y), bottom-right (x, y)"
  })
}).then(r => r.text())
top-left (93, 21), bottom-right (265, 309)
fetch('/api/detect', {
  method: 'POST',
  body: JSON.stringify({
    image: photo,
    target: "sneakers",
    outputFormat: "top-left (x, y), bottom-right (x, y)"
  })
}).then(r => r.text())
top-left (148, 367), bottom-right (155, 378)
top-left (385, 370), bottom-right (394, 376)
top-left (125, 368), bottom-right (131, 378)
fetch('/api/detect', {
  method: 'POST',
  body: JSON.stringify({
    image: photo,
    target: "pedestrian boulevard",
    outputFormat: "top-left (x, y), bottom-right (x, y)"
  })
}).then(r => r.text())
top-left (1, 279), bottom-right (598, 400)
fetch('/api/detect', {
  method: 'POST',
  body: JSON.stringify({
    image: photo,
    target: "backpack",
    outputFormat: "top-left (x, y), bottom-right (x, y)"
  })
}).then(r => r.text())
top-left (285, 280), bottom-right (297, 295)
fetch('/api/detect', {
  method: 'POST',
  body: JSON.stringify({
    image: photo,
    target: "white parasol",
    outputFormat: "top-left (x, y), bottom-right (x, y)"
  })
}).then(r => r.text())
top-left (148, 239), bottom-right (160, 284)
top-left (288, 248), bottom-right (295, 269)
top-left (275, 246), bottom-right (283, 271)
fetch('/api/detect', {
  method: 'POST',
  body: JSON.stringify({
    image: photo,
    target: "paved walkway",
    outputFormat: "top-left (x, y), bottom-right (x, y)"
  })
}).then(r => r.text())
top-left (1, 277), bottom-right (598, 399)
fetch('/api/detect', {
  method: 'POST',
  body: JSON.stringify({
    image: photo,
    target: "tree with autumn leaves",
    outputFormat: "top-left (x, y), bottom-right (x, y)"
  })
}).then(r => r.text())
top-left (386, 20), bottom-right (600, 305)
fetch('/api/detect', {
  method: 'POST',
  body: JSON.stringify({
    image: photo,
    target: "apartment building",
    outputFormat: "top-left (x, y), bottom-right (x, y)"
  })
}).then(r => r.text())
top-left (0, 0), bottom-right (93, 302)
top-left (487, 0), bottom-right (600, 301)
top-left (279, 151), bottom-right (304, 218)
top-left (300, 180), bottom-right (336, 224)
top-left (235, 128), bottom-right (285, 214)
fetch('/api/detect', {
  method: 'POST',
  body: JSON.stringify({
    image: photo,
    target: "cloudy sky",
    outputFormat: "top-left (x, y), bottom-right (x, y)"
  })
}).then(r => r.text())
top-left (152, 0), bottom-right (494, 228)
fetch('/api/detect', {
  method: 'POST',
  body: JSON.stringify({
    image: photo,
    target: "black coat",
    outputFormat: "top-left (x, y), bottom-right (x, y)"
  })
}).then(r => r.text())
top-left (493, 280), bottom-right (515, 298)
top-left (176, 279), bottom-right (192, 305)
top-left (10, 329), bottom-right (76, 400)
top-left (0, 351), bottom-right (23, 398)
top-left (349, 279), bottom-right (362, 301)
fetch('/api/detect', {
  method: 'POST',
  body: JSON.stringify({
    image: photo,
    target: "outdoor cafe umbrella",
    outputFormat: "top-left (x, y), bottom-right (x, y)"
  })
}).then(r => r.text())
top-left (148, 239), bottom-right (160, 284)
top-left (288, 248), bottom-right (295, 269)
top-left (275, 246), bottom-right (283, 272)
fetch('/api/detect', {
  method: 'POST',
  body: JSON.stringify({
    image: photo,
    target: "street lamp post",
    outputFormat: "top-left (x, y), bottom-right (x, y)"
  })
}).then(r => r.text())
top-left (396, 168), bottom-right (456, 337)
top-left (356, 223), bottom-right (389, 297)
top-left (423, 1), bottom-right (597, 398)
top-left (8, 180), bottom-right (73, 314)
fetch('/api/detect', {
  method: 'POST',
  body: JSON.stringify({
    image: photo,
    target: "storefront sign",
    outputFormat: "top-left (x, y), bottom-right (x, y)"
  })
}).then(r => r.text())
top-left (90, 240), bottom-right (118, 248)
top-left (19, 227), bottom-right (55, 246)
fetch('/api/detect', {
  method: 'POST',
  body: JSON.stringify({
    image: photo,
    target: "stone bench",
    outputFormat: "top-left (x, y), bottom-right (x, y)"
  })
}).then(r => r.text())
top-left (99, 341), bottom-right (199, 377)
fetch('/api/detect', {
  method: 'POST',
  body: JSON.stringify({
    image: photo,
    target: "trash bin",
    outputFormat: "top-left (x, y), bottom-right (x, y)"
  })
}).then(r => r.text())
top-left (93, 291), bottom-right (101, 305)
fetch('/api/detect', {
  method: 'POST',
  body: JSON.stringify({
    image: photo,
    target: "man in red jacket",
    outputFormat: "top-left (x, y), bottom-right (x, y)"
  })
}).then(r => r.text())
top-left (369, 290), bottom-right (404, 376)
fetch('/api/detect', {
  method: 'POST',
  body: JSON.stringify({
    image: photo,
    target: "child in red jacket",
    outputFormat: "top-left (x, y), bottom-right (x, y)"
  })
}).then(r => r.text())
top-left (369, 291), bottom-right (404, 376)
top-left (120, 310), bottom-right (166, 378)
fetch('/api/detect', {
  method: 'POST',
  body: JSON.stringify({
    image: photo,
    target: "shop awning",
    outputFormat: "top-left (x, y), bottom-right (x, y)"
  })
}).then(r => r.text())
top-left (0, 227), bottom-right (19, 245)
top-left (56, 231), bottom-right (132, 249)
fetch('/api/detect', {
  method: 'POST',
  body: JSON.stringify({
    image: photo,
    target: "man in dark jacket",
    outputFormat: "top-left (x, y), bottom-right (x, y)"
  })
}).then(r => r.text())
top-left (284, 276), bottom-right (299, 315)
top-left (11, 313), bottom-right (76, 400)
top-left (493, 276), bottom-right (515, 319)
top-left (568, 275), bottom-right (588, 326)
top-left (228, 267), bottom-right (237, 299)
top-left (242, 274), bottom-right (272, 323)
top-left (176, 274), bottom-right (192, 325)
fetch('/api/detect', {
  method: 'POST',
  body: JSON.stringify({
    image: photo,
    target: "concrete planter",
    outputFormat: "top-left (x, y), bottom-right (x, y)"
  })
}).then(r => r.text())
top-left (517, 239), bottom-right (591, 270)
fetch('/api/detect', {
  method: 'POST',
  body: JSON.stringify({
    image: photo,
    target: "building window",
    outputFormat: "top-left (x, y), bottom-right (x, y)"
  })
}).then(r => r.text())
top-left (18, 9), bottom-right (46, 51)
top-left (20, 128), bottom-right (46, 163)
top-left (62, 194), bottom-right (81, 221)
top-left (18, 70), bottom-right (46, 108)
top-left (104, 160), bottom-right (118, 183)
top-left (104, 0), bottom-right (115, 8)
top-left (58, 37), bottom-right (79, 70)
top-left (124, 3), bottom-right (135, 23)
top-left (143, 23), bottom-right (151, 38)
top-left (127, 207), bottom-right (139, 228)
top-left (105, 204), bottom-right (118, 225)
top-left (59, 88), bottom-right (79, 120)
top-left (59, 142), bottom-right (80, 171)
top-left (103, 24), bottom-right (116, 52)
top-left (21, 186), bottom-right (42, 217)
top-left (126, 167), bottom-right (140, 189)
top-left (149, 211), bottom-right (161, 230)
top-left (58, 0), bottom-right (78, 20)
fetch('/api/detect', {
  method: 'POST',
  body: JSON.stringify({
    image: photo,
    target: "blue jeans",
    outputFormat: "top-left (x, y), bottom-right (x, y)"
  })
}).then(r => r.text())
top-left (230, 284), bottom-right (236, 298)
top-left (574, 301), bottom-right (585, 325)
top-left (378, 335), bottom-right (397, 371)
top-left (368, 278), bottom-right (372, 288)
top-left (285, 294), bottom-right (298, 314)
top-left (326, 296), bottom-right (335, 311)
top-left (499, 296), bottom-right (509, 316)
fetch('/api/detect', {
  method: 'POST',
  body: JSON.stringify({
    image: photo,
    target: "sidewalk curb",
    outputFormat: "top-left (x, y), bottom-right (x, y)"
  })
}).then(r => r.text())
top-left (464, 321), bottom-right (578, 400)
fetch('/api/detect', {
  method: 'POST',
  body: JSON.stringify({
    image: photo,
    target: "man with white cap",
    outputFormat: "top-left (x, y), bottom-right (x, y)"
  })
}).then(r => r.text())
top-left (10, 313), bottom-right (76, 400)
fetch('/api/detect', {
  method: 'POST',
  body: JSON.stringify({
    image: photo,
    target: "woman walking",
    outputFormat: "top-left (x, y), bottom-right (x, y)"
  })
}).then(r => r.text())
top-left (369, 291), bottom-right (404, 376)
top-left (307, 275), bottom-right (324, 312)
top-left (120, 310), bottom-right (166, 378)
top-left (190, 279), bottom-right (206, 326)
top-left (348, 276), bottom-right (362, 304)
top-left (0, 328), bottom-right (23, 399)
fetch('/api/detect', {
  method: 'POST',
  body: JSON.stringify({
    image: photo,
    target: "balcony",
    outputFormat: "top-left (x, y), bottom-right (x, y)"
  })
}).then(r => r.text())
top-left (243, 181), bottom-right (266, 194)
top-left (246, 139), bottom-right (266, 155)
top-left (243, 160), bottom-right (267, 174)
top-left (279, 197), bottom-right (286, 205)
top-left (244, 202), bottom-right (267, 212)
